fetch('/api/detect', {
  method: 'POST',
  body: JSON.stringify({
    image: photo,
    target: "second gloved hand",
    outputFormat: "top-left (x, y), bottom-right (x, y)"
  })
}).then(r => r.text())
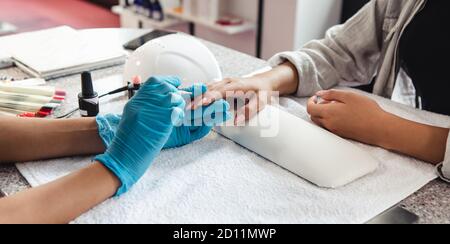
top-left (96, 83), bottom-right (232, 149)
top-left (164, 83), bottom-right (231, 149)
top-left (95, 76), bottom-right (185, 196)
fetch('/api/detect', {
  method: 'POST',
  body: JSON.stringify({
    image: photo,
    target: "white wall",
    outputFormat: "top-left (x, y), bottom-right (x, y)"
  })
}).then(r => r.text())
top-left (196, 27), bottom-right (257, 56)
top-left (294, 0), bottom-right (342, 50)
top-left (223, 0), bottom-right (259, 22)
top-left (261, 0), bottom-right (298, 59)
top-left (262, 0), bottom-right (342, 59)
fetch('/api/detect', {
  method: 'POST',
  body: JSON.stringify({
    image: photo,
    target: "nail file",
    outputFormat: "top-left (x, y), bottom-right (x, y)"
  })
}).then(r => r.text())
top-left (0, 81), bottom-right (65, 117)
top-left (0, 84), bottom-right (58, 97)
top-left (0, 91), bottom-right (59, 104)
top-left (0, 98), bottom-right (58, 112)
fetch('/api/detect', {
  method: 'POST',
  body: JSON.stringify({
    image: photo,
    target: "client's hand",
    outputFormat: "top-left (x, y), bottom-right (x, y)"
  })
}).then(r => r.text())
top-left (95, 76), bottom-right (185, 196)
top-left (190, 77), bottom-right (273, 125)
top-left (307, 90), bottom-right (388, 146)
top-left (96, 83), bottom-right (232, 149)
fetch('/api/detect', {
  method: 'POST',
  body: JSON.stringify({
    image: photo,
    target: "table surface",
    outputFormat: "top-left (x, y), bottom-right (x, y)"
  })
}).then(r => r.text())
top-left (0, 28), bottom-right (449, 224)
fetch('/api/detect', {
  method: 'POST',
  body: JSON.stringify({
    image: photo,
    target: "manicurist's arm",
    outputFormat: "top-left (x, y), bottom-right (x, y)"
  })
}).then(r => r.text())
top-left (0, 162), bottom-right (119, 224)
top-left (0, 76), bottom-right (187, 224)
top-left (0, 117), bottom-right (105, 163)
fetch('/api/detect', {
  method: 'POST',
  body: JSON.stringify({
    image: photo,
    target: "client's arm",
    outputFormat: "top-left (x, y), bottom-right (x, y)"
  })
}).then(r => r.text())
top-left (190, 62), bottom-right (299, 124)
top-left (307, 90), bottom-right (450, 165)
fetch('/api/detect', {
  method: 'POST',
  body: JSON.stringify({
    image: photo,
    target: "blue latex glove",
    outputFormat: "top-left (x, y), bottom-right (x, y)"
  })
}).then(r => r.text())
top-left (96, 114), bottom-right (121, 148)
top-left (96, 83), bottom-right (232, 149)
top-left (164, 83), bottom-right (232, 149)
top-left (95, 76), bottom-right (185, 196)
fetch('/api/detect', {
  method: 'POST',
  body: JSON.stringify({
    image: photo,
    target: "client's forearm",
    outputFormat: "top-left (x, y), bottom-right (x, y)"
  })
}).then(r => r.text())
top-left (252, 62), bottom-right (300, 95)
top-left (377, 113), bottom-right (449, 164)
top-left (0, 117), bottom-right (105, 163)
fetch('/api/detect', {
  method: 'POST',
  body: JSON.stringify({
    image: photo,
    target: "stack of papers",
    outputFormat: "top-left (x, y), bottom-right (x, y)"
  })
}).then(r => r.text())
top-left (0, 26), bottom-right (126, 79)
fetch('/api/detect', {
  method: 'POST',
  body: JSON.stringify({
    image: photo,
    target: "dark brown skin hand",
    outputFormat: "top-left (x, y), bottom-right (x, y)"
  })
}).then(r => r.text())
top-left (307, 90), bottom-right (449, 164)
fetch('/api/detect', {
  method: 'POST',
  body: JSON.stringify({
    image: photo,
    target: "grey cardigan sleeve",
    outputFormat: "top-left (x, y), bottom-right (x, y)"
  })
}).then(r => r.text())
top-left (269, 0), bottom-right (388, 97)
top-left (438, 130), bottom-right (450, 183)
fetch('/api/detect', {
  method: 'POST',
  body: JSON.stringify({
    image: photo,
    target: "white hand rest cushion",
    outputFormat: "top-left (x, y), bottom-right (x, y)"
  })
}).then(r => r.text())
top-left (215, 105), bottom-right (379, 188)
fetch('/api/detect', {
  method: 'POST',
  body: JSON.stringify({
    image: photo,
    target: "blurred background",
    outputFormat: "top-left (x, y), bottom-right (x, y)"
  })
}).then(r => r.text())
top-left (0, 0), bottom-right (369, 59)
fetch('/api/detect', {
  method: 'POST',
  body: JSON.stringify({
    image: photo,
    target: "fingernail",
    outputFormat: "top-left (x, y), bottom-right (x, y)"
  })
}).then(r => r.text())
top-left (316, 90), bottom-right (326, 96)
top-left (202, 97), bottom-right (210, 105)
top-left (313, 96), bottom-right (318, 104)
top-left (185, 101), bottom-right (192, 110)
top-left (194, 100), bottom-right (203, 109)
top-left (235, 114), bottom-right (246, 124)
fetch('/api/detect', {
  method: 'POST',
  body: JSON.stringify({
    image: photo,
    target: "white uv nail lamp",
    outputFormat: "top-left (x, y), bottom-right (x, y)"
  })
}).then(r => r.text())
top-left (123, 32), bottom-right (223, 87)
top-left (123, 32), bottom-right (379, 188)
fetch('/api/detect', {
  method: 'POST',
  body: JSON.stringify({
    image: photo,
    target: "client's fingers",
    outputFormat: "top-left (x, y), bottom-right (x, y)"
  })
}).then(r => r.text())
top-left (181, 83), bottom-right (207, 99)
top-left (235, 95), bottom-right (266, 126)
top-left (181, 83), bottom-right (207, 109)
top-left (187, 99), bottom-right (231, 126)
top-left (310, 116), bottom-right (325, 127)
top-left (191, 90), bottom-right (224, 110)
top-left (307, 96), bottom-right (329, 118)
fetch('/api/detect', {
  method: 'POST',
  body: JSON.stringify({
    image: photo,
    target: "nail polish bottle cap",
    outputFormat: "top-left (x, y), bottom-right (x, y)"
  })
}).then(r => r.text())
top-left (81, 72), bottom-right (96, 97)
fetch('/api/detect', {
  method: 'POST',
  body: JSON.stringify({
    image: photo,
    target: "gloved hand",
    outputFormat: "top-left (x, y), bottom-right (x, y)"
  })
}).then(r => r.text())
top-left (95, 76), bottom-right (185, 196)
top-left (96, 83), bottom-right (232, 149)
top-left (96, 114), bottom-right (121, 148)
top-left (164, 83), bottom-right (232, 149)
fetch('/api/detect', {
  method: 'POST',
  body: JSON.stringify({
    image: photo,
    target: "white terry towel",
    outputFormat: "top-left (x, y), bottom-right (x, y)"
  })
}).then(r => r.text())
top-left (16, 85), bottom-right (450, 224)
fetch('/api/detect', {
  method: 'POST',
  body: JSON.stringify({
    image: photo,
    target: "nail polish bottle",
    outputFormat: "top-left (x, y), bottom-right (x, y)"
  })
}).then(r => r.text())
top-left (78, 72), bottom-right (99, 117)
